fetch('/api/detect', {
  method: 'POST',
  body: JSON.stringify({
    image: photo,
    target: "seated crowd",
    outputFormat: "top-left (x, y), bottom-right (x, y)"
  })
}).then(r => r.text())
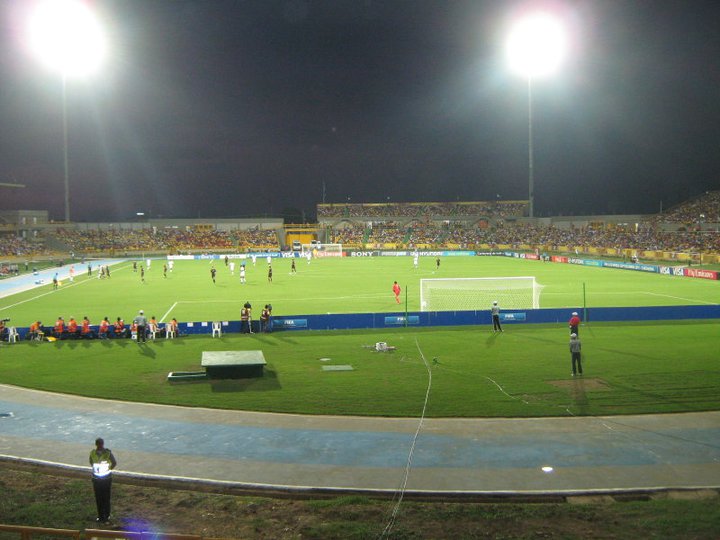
top-left (317, 201), bottom-right (528, 219)
top-left (332, 220), bottom-right (720, 254)
top-left (650, 191), bottom-right (720, 225)
top-left (0, 236), bottom-right (51, 257)
top-left (49, 227), bottom-right (279, 253)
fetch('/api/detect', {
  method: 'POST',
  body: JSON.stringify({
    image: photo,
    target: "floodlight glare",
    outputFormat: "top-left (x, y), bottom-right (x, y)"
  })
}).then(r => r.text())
top-left (506, 13), bottom-right (567, 79)
top-left (28, 0), bottom-right (106, 77)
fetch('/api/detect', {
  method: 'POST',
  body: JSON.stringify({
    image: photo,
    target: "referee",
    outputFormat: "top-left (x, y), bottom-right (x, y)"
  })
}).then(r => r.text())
top-left (89, 438), bottom-right (117, 524)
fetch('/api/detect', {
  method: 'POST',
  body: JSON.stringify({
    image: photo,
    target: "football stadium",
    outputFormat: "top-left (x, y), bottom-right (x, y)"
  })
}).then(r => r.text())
top-left (2, 2), bottom-right (720, 539)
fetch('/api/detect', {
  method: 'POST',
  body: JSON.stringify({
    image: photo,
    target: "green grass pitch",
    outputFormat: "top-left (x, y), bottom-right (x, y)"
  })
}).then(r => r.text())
top-left (1, 255), bottom-right (717, 324)
top-left (0, 255), bottom-right (718, 417)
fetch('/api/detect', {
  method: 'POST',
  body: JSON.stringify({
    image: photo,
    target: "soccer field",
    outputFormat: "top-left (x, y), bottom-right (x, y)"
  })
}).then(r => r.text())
top-left (0, 255), bottom-right (718, 325)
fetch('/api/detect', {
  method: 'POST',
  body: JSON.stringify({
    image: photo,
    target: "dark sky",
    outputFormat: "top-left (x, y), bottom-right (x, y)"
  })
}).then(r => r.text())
top-left (1, 0), bottom-right (719, 222)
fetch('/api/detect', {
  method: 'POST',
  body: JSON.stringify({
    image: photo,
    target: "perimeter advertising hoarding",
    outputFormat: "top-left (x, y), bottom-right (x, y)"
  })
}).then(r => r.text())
top-left (684, 268), bottom-right (719, 280)
top-left (384, 315), bottom-right (420, 326)
top-left (349, 251), bottom-right (477, 257)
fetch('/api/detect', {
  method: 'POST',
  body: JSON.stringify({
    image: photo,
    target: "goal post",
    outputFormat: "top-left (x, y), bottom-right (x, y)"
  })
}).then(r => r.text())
top-left (301, 243), bottom-right (343, 257)
top-left (420, 276), bottom-right (543, 312)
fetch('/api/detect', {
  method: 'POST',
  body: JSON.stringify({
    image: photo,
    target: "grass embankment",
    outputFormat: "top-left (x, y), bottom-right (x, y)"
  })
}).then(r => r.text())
top-left (1, 468), bottom-right (719, 539)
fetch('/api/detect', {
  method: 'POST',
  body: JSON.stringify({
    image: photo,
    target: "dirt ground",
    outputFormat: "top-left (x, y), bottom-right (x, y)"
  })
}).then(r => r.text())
top-left (2, 466), bottom-right (720, 539)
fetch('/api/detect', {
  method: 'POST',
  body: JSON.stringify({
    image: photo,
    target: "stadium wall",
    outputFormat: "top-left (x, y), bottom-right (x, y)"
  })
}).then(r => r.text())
top-left (10, 305), bottom-right (720, 340)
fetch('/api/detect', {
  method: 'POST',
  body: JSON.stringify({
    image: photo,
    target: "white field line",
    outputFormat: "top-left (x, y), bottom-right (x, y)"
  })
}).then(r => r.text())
top-left (0, 264), bottom-right (132, 311)
top-left (176, 293), bottom-right (389, 303)
top-left (160, 302), bottom-right (178, 323)
top-left (641, 291), bottom-right (718, 305)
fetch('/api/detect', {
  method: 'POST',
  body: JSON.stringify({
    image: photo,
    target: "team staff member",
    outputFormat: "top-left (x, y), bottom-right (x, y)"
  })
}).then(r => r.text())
top-left (570, 333), bottom-right (583, 377)
top-left (133, 310), bottom-right (147, 343)
top-left (491, 301), bottom-right (503, 333)
top-left (568, 312), bottom-right (581, 335)
top-left (89, 438), bottom-right (117, 524)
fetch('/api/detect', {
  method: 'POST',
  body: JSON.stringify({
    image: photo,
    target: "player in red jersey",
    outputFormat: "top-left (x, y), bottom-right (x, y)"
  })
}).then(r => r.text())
top-left (392, 281), bottom-right (401, 304)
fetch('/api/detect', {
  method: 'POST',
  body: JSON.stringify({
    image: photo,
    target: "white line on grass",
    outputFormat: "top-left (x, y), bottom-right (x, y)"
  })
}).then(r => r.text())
top-left (160, 302), bottom-right (178, 323)
top-left (379, 338), bottom-right (433, 539)
top-left (641, 291), bottom-right (717, 305)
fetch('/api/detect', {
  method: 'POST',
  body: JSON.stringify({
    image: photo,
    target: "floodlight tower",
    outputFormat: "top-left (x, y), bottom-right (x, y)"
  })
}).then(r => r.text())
top-left (27, 0), bottom-right (107, 222)
top-left (506, 12), bottom-right (567, 218)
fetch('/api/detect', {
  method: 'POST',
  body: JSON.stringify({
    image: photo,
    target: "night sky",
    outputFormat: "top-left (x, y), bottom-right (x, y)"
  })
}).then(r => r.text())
top-left (1, 0), bottom-right (719, 222)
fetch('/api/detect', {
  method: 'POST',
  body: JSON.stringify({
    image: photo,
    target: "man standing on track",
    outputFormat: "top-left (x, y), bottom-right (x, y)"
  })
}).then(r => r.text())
top-left (89, 438), bottom-right (117, 524)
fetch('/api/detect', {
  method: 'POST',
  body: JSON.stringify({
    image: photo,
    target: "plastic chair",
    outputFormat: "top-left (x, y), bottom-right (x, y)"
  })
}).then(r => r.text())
top-left (148, 323), bottom-right (159, 340)
top-left (165, 324), bottom-right (176, 339)
top-left (211, 322), bottom-right (222, 338)
top-left (7, 327), bottom-right (19, 343)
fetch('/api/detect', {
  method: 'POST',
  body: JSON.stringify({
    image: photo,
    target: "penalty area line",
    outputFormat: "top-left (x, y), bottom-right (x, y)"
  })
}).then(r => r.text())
top-left (160, 302), bottom-right (178, 323)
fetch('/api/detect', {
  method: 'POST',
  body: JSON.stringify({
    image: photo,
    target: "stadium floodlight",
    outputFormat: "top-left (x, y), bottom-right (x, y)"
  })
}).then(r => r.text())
top-left (506, 12), bottom-right (567, 218)
top-left (27, 0), bottom-right (107, 222)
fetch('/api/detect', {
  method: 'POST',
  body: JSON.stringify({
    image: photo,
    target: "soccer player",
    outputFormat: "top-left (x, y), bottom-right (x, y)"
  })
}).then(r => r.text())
top-left (168, 260), bottom-right (174, 272)
top-left (163, 264), bottom-right (168, 278)
top-left (210, 266), bottom-right (217, 284)
top-left (67, 317), bottom-right (79, 339)
top-left (268, 265), bottom-right (273, 283)
top-left (290, 258), bottom-right (296, 274)
top-left (413, 252), bottom-right (419, 269)
top-left (81, 316), bottom-right (95, 339)
top-left (113, 317), bottom-right (127, 338)
top-left (306, 250), bottom-right (312, 265)
top-left (98, 317), bottom-right (110, 339)
top-left (393, 281), bottom-right (401, 304)
top-left (229, 261), bottom-right (235, 275)
top-left (133, 261), bottom-right (137, 272)
top-left (53, 273), bottom-right (59, 290)
top-left (436, 257), bottom-right (440, 270)
top-left (240, 264), bottom-right (246, 284)
top-left (54, 317), bottom-right (65, 339)
top-left (252, 254), bottom-right (257, 266)
top-left (568, 312), bottom-right (581, 336)
top-left (491, 301), bottom-right (503, 333)
top-left (69, 265), bottom-right (75, 282)
top-left (140, 266), bottom-right (145, 283)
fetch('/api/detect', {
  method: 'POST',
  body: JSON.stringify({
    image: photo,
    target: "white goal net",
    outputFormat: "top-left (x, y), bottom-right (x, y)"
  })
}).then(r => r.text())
top-left (301, 243), bottom-right (343, 257)
top-left (420, 276), bottom-right (543, 312)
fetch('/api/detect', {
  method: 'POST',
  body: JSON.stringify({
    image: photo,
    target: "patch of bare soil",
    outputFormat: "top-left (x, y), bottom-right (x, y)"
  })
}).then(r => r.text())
top-left (2, 466), bottom-right (719, 539)
top-left (547, 377), bottom-right (610, 390)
